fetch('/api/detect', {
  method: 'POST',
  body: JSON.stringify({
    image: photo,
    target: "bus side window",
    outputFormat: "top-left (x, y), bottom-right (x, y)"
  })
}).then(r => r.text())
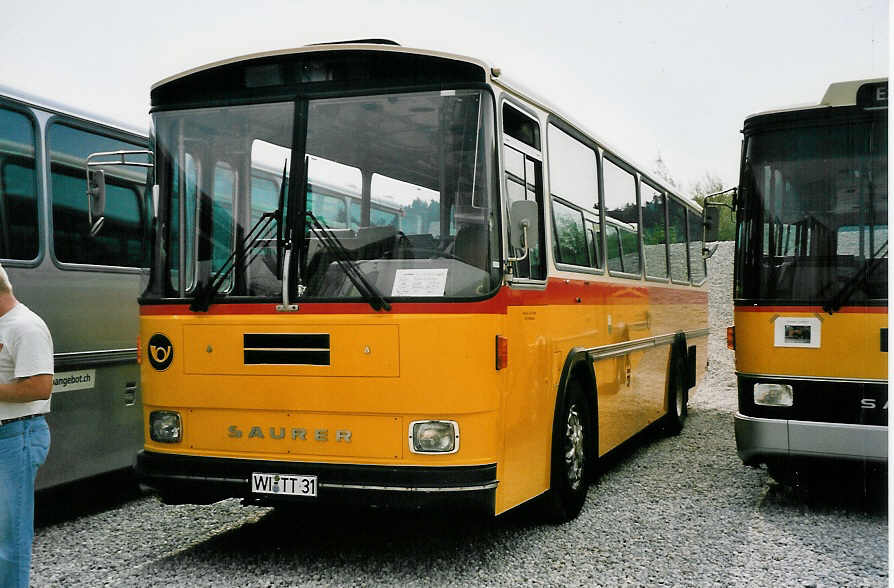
top-left (547, 123), bottom-right (600, 270)
top-left (668, 197), bottom-right (689, 283)
top-left (48, 123), bottom-right (148, 267)
top-left (602, 157), bottom-right (641, 276)
top-left (586, 221), bottom-right (602, 268)
top-left (0, 107), bottom-right (39, 261)
top-left (641, 181), bottom-right (668, 279)
top-left (605, 224), bottom-right (623, 270)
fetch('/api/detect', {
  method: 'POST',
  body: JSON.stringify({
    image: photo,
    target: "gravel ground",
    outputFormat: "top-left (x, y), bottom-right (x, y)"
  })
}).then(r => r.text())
top-left (31, 242), bottom-right (888, 587)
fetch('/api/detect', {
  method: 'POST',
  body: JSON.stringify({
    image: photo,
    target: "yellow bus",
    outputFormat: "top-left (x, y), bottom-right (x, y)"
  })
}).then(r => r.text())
top-left (133, 40), bottom-right (708, 520)
top-left (714, 78), bottom-right (887, 484)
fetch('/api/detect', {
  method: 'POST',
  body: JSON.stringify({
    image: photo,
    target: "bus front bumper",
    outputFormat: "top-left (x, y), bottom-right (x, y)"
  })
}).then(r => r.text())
top-left (136, 450), bottom-right (498, 512)
top-left (734, 413), bottom-right (888, 465)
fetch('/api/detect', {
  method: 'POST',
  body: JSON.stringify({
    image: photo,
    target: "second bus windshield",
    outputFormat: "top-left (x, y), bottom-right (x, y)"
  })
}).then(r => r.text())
top-left (736, 113), bottom-right (888, 305)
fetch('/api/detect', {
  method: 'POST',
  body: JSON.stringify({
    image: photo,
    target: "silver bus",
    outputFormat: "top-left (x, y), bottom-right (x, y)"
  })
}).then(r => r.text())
top-left (0, 86), bottom-right (149, 489)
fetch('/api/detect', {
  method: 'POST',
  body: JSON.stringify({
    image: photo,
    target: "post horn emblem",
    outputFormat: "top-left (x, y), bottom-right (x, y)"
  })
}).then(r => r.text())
top-left (147, 333), bottom-right (174, 371)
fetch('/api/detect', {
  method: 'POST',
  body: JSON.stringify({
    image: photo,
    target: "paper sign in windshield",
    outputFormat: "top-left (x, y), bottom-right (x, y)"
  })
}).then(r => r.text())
top-left (391, 268), bottom-right (449, 297)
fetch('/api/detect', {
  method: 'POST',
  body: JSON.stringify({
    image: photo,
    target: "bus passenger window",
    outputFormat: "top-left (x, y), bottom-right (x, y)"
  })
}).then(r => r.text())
top-left (641, 182), bottom-right (668, 279)
top-left (605, 224), bottom-right (623, 270)
top-left (48, 123), bottom-right (148, 267)
top-left (0, 107), bottom-right (39, 261)
top-left (603, 157), bottom-right (641, 276)
top-left (586, 222), bottom-right (602, 268)
top-left (553, 200), bottom-right (589, 267)
top-left (503, 104), bottom-right (540, 150)
top-left (547, 124), bottom-right (600, 270)
top-left (668, 198), bottom-right (689, 283)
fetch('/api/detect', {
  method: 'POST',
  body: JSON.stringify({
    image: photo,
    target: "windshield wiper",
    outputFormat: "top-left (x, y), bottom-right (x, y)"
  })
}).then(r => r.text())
top-left (305, 211), bottom-right (391, 311)
top-left (190, 209), bottom-right (281, 312)
top-left (823, 240), bottom-right (887, 314)
top-left (190, 160), bottom-right (288, 312)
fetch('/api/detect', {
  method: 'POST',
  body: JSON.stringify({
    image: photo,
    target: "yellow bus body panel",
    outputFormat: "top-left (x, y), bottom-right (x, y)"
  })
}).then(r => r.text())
top-left (141, 281), bottom-right (707, 516)
top-left (734, 309), bottom-right (887, 379)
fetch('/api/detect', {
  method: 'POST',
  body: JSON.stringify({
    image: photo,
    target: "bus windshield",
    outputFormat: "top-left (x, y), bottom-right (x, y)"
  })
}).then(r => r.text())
top-left (151, 89), bottom-right (500, 303)
top-left (735, 112), bottom-right (887, 305)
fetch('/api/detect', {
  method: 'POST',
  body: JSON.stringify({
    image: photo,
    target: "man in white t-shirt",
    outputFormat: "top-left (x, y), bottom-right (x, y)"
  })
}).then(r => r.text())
top-left (0, 264), bottom-right (53, 588)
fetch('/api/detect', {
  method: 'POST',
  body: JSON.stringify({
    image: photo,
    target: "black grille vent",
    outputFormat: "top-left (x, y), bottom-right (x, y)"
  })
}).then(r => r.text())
top-left (243, 333), bottom-right (330, 365)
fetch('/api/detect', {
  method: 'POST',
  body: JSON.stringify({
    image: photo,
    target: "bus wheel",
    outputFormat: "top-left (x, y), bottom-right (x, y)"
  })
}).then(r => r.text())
top-left (543, 379), bottom-right (589, 523)
top-left (664, 356), bottom-right (688, 436)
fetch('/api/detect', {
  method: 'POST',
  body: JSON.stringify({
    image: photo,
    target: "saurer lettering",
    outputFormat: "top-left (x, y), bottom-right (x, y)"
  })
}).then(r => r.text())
top-left (228, 425), bottom-right (351, 442)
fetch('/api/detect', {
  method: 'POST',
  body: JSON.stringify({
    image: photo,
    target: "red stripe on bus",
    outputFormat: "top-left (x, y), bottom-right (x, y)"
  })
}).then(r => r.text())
top-left (139, 279), bottom-right (707, 316)
top-left (734, 305), bottom-right (888, 314)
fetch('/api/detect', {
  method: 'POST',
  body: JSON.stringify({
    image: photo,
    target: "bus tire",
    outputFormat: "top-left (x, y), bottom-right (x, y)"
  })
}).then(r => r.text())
top-left (542, 378), bottom-right (590, 523)
top-left (664, 354), bottom-right (688, 436)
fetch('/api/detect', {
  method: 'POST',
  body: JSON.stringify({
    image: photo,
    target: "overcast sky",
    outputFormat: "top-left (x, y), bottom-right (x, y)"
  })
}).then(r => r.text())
top-left (1, 0), bottom-right (888, 193)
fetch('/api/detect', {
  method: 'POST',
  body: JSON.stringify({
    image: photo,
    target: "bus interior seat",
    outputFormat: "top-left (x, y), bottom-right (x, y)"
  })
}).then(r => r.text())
top-left (405, 233), bottom-right (437, 252)
top-left (247, 248), bottom-right (281, 296)
top-left (453, 223), bottom-right (487, 269)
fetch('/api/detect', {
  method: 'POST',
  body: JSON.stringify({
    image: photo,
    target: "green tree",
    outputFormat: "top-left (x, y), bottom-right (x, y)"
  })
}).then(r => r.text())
top-left (690, 172), bottom-right (736, 242)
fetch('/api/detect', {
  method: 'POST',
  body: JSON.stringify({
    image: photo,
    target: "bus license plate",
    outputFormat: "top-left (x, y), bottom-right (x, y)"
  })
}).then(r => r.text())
top-left (251, 473), bottom-right (317, 497)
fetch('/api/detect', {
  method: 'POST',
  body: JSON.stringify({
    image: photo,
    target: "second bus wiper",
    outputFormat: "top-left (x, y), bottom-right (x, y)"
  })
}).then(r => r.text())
top-left (823, 240), bottom-right (888, 314)
top-left (305, 212), bottom-right (391, 312)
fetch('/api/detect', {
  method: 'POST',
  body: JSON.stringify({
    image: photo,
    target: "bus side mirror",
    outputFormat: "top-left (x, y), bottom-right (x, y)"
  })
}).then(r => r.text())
top-left (509, 200), bottom-right (539, 251)
top-left (704, 206), bottom-right (720, 243)
top-left (84, 149), bottom-right (156, 236)
top-left (87, 168), bottom-right (106, 237)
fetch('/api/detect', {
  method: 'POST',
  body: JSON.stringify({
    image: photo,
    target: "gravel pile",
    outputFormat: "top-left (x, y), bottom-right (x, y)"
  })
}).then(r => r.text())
top-left (31, 242), bottom-right (887, 587)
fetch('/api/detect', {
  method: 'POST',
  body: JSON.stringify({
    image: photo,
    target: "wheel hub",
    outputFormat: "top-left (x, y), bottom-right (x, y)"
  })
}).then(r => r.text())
top-left (564, 404), bottom-right (585, 490)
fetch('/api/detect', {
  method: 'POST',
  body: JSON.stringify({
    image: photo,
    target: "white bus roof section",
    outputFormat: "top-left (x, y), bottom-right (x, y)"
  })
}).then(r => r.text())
top-left (745, 77), bottom-right (888, 119)
top-left (0, 84), bottom-right (147, 138)
top-left (821, 77), bottom-right (887, 106)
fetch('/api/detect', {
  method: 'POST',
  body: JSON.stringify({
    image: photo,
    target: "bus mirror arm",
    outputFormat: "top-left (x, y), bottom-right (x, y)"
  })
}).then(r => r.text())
top-left (152, 185), bottom-right (160, 219)
top-left (507, 223), bottom-right (530, 264)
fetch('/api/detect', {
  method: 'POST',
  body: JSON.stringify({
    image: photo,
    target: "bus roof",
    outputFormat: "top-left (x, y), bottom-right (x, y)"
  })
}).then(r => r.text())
top-left (151, 42), bottom-right (492, 91)
top-left (0, 84), bottom-right (147, 139)
top-left (744, 77), bottom-right (888, 120)
top-left (153, 41), bottom-right (702, 212)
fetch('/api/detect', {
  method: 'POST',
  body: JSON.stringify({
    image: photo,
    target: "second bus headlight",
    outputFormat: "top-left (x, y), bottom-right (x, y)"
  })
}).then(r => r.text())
top-left (754, 383), bottom-right (793, 407)
top-left (150, 410), bottom-right (182, 443)
top-left (410, 420), bottom-right (459, 454)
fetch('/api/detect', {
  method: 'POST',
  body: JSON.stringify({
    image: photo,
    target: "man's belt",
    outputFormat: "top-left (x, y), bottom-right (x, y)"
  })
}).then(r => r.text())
top-left (0, 413), bottom-right (45, 426)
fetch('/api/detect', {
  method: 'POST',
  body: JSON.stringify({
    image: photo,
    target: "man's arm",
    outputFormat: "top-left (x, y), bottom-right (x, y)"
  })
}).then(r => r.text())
top-left (0, 374), bottom-right (52, 402)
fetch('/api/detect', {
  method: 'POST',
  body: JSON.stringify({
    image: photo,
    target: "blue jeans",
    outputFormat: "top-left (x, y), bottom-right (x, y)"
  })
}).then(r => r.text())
top-left (0, 416), bottom-right (50, 588)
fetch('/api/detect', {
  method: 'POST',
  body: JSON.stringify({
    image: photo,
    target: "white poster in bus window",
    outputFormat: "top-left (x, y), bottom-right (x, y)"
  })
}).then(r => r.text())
top-left (773, 317), bottom-right (821, 348)
top-left (391, 268), bottom-right (448, 297)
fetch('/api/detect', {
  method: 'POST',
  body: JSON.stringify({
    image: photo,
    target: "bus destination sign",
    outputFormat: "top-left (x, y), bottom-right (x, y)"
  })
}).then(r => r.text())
top-left (857, 81), bottom-right (888, 108)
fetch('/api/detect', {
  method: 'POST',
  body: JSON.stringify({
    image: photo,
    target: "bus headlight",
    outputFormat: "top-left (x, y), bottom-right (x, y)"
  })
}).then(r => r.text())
top-left (754, 383), bottom-right (793, 407)
top-left (409, 420), bottom-right (459, 454)
top-left (150, 411), bottom-right (182, 443)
